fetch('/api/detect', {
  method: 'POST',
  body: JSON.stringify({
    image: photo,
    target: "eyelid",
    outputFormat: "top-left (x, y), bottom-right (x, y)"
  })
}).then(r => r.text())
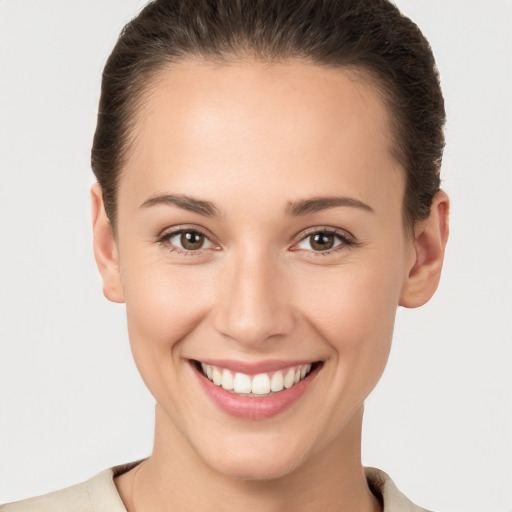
top-left (156, 224), bottom-right (221, 253)
top-left (290, 226), bottom-right (357, 252)
top-left (155, 224), bottom-right (357, 255)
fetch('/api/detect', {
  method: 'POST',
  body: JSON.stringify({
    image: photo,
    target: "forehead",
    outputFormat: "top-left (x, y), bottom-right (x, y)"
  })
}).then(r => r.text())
top-left (120, 59), bottom-right (403, 215)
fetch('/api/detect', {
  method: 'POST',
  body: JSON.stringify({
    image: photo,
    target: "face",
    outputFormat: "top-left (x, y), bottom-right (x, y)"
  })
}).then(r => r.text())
top-left (94, 60), bottom-right (431, 480)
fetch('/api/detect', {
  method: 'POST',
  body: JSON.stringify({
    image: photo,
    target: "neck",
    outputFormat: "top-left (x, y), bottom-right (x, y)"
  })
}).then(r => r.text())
top-left (120, 405), bottom-right (380, 512)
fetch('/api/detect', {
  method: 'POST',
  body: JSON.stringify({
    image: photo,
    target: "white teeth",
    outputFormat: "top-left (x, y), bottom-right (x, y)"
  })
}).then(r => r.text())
top-left (283, 368), bottom-right (295, 389)
top-left (221, 369), bottom-right (234, 390)
top-left (252, 373), bottom-right (271, 395)
top-left (212, 367), bottom-right (222, 386)
top-left (233, 372), bottom-right (252, 394)
top-left (270, 371), bottom-right (284, 392)
top-left (200, 362), bottom-right (315, 395)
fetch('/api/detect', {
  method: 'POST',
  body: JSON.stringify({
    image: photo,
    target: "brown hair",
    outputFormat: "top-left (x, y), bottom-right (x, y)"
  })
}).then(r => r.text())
top-left (91, 0), bottom-right (445, 230)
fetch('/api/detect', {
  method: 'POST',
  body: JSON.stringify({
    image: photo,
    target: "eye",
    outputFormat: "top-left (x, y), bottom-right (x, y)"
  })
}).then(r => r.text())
top-left (294, 229), bottom-right (353, 253)
top-left (161, 228), bottom-right (216, 252)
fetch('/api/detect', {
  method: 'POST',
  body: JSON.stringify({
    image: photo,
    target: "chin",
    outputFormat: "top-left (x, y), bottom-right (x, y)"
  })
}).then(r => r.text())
top-left (207, 450), bottom-right (304, 481)
top-left (196, 430), bottom-right (309, 481)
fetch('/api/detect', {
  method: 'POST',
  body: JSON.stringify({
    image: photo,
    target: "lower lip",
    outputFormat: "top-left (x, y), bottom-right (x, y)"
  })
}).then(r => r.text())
top-left (192, 362), bottom-right (321, 420)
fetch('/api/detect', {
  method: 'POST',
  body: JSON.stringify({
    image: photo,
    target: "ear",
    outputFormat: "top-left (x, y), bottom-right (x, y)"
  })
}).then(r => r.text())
top-left (399, 190), bottom-right (450, 308)
top-left (91, 183), bottom-right (125, 303)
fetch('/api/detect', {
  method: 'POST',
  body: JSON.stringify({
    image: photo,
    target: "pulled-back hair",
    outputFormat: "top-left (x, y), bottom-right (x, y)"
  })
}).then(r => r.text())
top-left (91, 0), bottom-right (445, 229)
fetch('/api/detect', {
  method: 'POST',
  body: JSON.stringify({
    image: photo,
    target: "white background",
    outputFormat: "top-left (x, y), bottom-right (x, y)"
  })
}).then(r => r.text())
top-left (1, 1), bottom-right (511, 510)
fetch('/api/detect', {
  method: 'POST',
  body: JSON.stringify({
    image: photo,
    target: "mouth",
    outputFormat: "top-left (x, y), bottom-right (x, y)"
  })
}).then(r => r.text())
top-left (190, 359), bottom-right (323, 419)
top-left (193, 360), bottom-right (321, 397)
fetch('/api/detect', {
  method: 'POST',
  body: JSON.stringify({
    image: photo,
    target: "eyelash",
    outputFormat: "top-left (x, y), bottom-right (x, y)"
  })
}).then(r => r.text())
top-left (291, 227), bottom-right (357, 256)
top-left (156, 226), bottom-right (357, 256)
top-left (156, 226), bottom-right (218, 255)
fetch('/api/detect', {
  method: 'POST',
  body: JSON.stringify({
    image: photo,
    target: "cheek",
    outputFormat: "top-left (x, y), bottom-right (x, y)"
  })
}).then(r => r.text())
top-left (295, 257), bottom-right (402, 389)
top-left (299, 262), bottom-right (400, 341)
top-left (121, 257), bottom-right (216, 379)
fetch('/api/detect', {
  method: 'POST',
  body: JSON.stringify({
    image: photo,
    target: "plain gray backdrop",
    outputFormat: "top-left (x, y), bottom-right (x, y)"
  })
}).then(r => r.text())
top-left (1, 1), bottom-right (511, 510)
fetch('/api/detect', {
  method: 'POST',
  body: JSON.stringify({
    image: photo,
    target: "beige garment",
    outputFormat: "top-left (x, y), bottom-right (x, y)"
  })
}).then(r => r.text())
top-left (0, 462), bottom-right (430, 512)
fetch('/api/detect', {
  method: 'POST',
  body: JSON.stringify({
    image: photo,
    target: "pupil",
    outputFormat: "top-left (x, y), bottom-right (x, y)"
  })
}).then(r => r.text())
top-left (311, 233), bottom-right (334, 251)
top-left (181, 231), bottom-right (204, 250)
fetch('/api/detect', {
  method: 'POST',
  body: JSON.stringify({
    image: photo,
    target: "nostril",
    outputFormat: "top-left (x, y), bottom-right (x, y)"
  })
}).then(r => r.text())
top-left (213, 310), bottom-right (297, 346)
top-left (211, 269), bottom-right (296, 345)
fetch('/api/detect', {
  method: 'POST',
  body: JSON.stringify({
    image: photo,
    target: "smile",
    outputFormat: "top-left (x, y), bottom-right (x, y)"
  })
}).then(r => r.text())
top-left (191, 359), bottom-right (323, 419)
top-left (199, 362), bottom-right (314, 396)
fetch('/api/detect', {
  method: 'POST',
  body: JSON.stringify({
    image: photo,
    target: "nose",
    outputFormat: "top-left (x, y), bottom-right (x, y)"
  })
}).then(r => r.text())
top-left (212, 249), bottom-right (296, 347)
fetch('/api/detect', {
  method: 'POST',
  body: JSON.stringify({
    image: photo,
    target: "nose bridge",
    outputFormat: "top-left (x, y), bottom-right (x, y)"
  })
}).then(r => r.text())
top-left (213, 246), bottom-right (295, 345)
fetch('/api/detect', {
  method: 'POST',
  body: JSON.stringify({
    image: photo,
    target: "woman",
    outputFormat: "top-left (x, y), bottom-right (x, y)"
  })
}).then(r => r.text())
top-left (1, 0), bottom-right (450, 510)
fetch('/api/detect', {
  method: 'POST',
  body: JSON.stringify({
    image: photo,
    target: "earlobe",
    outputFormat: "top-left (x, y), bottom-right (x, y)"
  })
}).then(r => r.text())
top-left (90, 183), bottom-right (125, 303)
top-left (399, 190), bottom-right (450, 308)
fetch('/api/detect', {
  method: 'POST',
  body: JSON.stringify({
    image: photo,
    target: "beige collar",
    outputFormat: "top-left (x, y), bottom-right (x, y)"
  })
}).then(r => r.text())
top-left (84, 462), bottom-right (429, 512)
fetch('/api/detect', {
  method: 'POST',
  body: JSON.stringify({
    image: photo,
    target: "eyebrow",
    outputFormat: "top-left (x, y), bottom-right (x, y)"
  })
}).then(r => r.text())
top-left (140, 193), bottom-right (373, 217)
top-left (286, 196), bottom-right (374, 216)
top-left (140, 194), bottom-right (219, 216)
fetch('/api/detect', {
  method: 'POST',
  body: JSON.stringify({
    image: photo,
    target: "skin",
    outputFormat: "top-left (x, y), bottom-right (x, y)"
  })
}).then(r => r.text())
top-left (92, 60), bottom-right (449, 512)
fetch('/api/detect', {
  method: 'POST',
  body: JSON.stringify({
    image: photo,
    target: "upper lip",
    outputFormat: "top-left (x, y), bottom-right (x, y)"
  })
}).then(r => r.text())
top-left (193, 358), bottom-right (319, 375)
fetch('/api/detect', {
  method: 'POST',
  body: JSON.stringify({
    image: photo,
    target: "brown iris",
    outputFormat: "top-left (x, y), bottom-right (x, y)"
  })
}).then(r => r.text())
top-left (310, 233), bottom-right (335, 251)
top-left (180, 231), bottom-right (205, 250)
